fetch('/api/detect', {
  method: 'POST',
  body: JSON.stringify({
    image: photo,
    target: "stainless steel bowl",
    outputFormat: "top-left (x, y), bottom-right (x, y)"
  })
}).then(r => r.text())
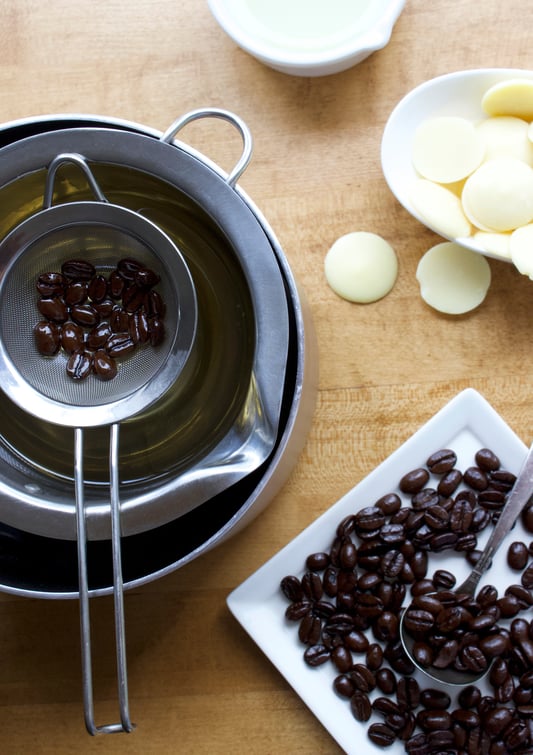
top-left (0, 112), bottom-right (317, 597)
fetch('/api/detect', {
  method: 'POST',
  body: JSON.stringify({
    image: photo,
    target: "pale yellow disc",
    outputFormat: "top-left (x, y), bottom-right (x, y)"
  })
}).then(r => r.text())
top-left (481, 79), bottom-right (533, 120)
top-left (509, 223), bottom-right (533, 278)
top-left (476, 116), bottom-right (533, 164)
top-left (472, 231), bottom-right (511, 259)
top-left (416, 241), bottom-right (491, 315)
top-left (324, 232), bottom-right (398, 303)
top-left (461, 157), bottom-right (533, 232)
top-left (412, 116), bottom-right (485, 183)
top-left (410, 178), bottom-right (472, 239)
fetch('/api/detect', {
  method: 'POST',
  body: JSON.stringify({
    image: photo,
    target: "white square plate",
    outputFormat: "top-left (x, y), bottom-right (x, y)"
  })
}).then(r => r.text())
top-left (227, 388), bottom-right (529, 754)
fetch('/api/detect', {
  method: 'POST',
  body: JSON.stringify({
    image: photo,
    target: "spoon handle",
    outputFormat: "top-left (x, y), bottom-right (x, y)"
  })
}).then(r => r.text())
top-left (456, 442), bottom-right (533, 596)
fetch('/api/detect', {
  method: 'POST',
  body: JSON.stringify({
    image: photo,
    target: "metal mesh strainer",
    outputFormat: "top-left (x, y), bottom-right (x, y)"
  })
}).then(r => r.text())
top-left (0, 153), bottom-right (198, 733)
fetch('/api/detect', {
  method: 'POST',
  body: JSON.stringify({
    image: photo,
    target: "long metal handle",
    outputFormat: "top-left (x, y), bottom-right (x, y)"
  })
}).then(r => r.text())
top-left (456, 442), bottom-right (533, 595)
top-left (74, 425), bottom-right (135, 735)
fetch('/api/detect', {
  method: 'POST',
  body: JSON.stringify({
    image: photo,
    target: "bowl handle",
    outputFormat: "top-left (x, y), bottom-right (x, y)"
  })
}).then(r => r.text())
top-left (160, 108), bottom-right (253, 188)
top-left (43, 152), bottom-right (108, 209)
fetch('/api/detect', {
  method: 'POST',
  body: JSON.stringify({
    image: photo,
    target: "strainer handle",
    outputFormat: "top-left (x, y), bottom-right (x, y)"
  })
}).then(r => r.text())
top-left (75, 424), bottom-right (135, 735)
top-left (160, 108), bottom-right (253, 188)
top-left (43, 153), bottom-right (108, 210)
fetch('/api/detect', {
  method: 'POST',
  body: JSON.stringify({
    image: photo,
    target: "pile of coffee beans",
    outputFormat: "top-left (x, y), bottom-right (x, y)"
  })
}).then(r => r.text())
top-left (33, 257), bottom-right (166, 381)
top-left (280, 447), bottom-right (533, 753)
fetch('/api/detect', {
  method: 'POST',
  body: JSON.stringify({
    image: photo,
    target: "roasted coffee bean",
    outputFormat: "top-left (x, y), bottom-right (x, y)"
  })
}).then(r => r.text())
top-left (419, 688), bottom-right (451, 710)
top-left (36, 271), bottom-right (65, 297)
top-left (375, 668), bottom-right (397, 695)
top-left (357, 571), bottom-right (382, 591)
top-left (475, 447), bottom-right (500, 471)
top-left (37, 296), bottom-right (68, 322)
top-left (397, 676), bottom-right (420, 710)
top-left (93, 298), bottom-right (114, 318)
top-left (331, 645), bottom-right (352, 672)
top-left (61, 259), bottom-right (95, 281)
top-left (508, 541), bottom-right (530, 571)
top-left (344, 629), bottom-right (369, 653)
top-left (146, 289), bottom-right (166, 318)
top-left (458, 684), bottom-right (482, 709)
top-left (470, 509), bottom-right (490, 532)
top-left (523, 503), bottom-right (533, 534)
top-left (350, 690), bottom-right (372, 722)
top-left (301, 571), bottom-right (323, 601)
top-left (349, 664), bottom-right (376, 693)
top-left (416, 709), bottom-right (452, 731)
top-left (450, 499), bottom-right (474, 532)
top-left (305, 552), bottom-right (329, 571)
top-left (148, 316), bottom-right (165, 346)
top-left (366, 641), bottom-right (385, 669)
top-left (109, 270), bottom-right (126, 299)
top-left (412, 641), bottom-right (433, 667)
top-left (367, 722), bottom-right (396, 746)
top-left (451, 707), bottom-right (480, 729)
top-left (460, 644), bottom-right (488, 673)
top-left (339, 541), bottom-right (357, 569)
top-left (464, 466), bottom-right (489, 490)
top-left (478, 632), bottom-right (509, 658)
top-left (110, 305), bottom-right (130, 332)
top-left (523, 562), bottom-right (533, 589)
top-left (34, 320), bottom-right (61, 355)
top-left (400, 468), bottom-right (430, 494)
top-left (489, 469), bottom-right (517, 492)
top-left (497, 594), bottom-right (521, 618)
top-left (303, 644), bottom-right (330, 667)
top-left (478, 488), bottom-right (506, 510)
top-left (284, 600), bottom-right (311, 621)
top-left (122, 284), bottom-right (146, 313)
top-left (64, 280), bottom-right (88, 306)
top-left (433, 639), bottom-right (460, 669)
top-left (93, 350), bottom-right (117, 381)
top-left (106, 332), bottom-right (136, 358)
top-left (298, 613), bottom-right (321, 644)
top-left (354, 506), bottom-right (386, 533)
top-left (70, 303), bottom-right (99, 327)
top-left (66, 350), bottom-right (92, 380)
top-left (333, 674), bottom-right (355, 698)
top-left (117, 257), bottom-right (144, 281)
top-left (134, 267), bottom-right (160, 289)
top-left (381, 550), bottom-right (405, 580)
top-left (60, 321), bottom-right (85, 354)
top-left (375, 493), bottom-right (402, 516)
top-left (280, 575), bottom-right (303, 603)
top-left (411, 488), bottom-right (440, 511)
top-left (430, 531), bottom-right (458, 551)
top-left (88, 274), bottom-right (108, 302)
top-left (86, 322), bottom-right (112, 350)
top-left (322, 566), bottom-right (338, 597)
top-left (403, 608), bottom-right (434, 638)
top-left (507, 584), bottom-right (533, 608)
top-left (437, 468), bottom-right (462, 496)
top-left (426, 448), bottom-right (457, 474)
top-left (424, 504), bottom-right (449, 530)
top-left (379, 522), bottom-right (406, 545)
top-left (128, 309), bottom-right (150, 344)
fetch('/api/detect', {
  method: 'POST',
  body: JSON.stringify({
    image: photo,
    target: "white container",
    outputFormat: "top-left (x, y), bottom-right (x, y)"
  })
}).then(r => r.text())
top-left (207, 0), bottom-right (406, 77)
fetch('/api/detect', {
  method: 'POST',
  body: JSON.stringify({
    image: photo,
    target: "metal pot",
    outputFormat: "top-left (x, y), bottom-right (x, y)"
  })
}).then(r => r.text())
top-left (0, 110), bottom-right (317, 596)
top-left (0, 109), bottom-right (293, 542)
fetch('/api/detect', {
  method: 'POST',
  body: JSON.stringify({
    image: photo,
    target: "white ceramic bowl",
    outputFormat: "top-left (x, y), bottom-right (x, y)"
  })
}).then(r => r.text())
top-left (381, 68), bottom-right (533, 262)
top-left (207, 0), bottom-right (406, 77)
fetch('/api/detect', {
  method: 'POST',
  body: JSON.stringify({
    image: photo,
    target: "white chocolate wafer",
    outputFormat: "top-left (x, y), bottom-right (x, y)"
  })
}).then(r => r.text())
top-left (510, 223), bottom-right (533, 278)
top-left (410, 178), bottom-right (472, 239)
top-left (412, 116), bottom-right (484, 184)
top-left (324, 232), bottom-right (398, 303)
top-left (482, 79), bottom-right (533, 121)
top-left (416, 241), bottom-right (491, 314)
top-left (476, 116), bottom-right (533, 165)
top-left (461, 158), bottom-right (533, 232)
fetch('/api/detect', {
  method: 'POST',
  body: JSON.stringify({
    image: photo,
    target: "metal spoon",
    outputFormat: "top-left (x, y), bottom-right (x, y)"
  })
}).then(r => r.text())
top-left (400, 442), bottom-right (533, 686)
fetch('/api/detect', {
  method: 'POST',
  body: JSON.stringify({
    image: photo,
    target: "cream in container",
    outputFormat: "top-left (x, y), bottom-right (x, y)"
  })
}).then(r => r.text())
top-left (208, 0), bottom-right (406, 77)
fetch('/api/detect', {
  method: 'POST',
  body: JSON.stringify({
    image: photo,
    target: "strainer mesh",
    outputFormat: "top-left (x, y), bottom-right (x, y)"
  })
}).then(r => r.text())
top-left (0, 222), bottom-right (178, 407)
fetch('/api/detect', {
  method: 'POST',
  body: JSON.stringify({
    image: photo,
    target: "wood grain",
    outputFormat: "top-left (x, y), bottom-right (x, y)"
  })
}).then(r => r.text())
top-left (0, 0), bottom-right (532, 752)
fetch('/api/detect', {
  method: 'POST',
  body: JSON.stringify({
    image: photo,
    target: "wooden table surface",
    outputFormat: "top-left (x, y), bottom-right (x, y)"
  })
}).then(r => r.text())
top-left (1, 1), bottom-right (532, 752)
